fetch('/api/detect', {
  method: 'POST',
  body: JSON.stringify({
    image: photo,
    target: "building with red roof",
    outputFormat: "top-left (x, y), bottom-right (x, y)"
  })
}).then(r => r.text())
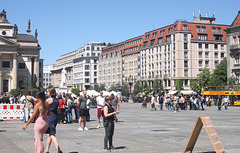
top-left (226, 11), bottom-right (240, 82)
top-left (99, 11), bottom-right (229, 91)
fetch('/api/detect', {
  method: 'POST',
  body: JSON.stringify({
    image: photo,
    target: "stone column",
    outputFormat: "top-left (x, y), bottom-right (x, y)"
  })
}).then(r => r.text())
top-left (34, 57), bottom-right (39, 88)
top-left (12, 53), bottom-right (18, 89)
top-left (0, 72), bottom-right (2, 94)
top-left (27, 56), bottom-right (32, 86)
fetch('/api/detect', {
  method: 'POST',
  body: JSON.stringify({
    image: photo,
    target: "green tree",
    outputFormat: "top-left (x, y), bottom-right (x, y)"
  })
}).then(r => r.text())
top-left (209, 58), bottom-right (227, 86)
top-left (228, 76), bottom-right (239, 86)
top-left (190, 79), bottom-right (200, 93)
top-left (9, 89), bottom-right (21, 97)
top-left (98, 83), bottom-right (106, 91)
top-left (121, 81), bottom-right (129, 96)
top-left (133, 81), bottom-right (142, 95)
top-left (142, 81), bottom-right (151, 94)
top-left (71, 88), bottom-right (80, 94)
top-left (175, 79), bottom-right (184, 92)
top-left (152, 79), bottom-right (163, 94)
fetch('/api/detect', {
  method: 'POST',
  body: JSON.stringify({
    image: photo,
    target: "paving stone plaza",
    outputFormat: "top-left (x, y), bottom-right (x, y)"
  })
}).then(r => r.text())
top-left (0, 103), bottom-right (239, 153)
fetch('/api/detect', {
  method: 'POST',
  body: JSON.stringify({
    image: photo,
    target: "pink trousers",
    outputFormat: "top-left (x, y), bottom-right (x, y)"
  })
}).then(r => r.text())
top-left (34, 117), bottom-right (48, 153)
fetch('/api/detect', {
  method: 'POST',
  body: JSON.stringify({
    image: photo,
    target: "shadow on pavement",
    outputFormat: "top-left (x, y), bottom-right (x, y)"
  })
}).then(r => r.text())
top-left (114, 146), bottom-right (127, 150)
top-left (0, 130), bottom-right (6, 132)
top-left (69, 152), bottom-right (79, 153)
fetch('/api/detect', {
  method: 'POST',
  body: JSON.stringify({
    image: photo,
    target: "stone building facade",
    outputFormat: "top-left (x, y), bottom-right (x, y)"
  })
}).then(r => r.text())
top-left (73, 42), bottom-right (105, 90)
top-left (0, 10), bottom-right (42, 94)
top-left (226, 11), bottom-right (240, 82)
top-left (99, 12), bottom-right (229, 91)
top-left (43, 65), bottom-right (53, 88)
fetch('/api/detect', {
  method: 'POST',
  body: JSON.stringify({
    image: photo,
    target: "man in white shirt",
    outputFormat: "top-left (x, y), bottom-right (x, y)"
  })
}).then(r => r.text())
top-left (223, 96), bottom-right (229, 110)
top-left (97, 91), bottom-right (105, 128)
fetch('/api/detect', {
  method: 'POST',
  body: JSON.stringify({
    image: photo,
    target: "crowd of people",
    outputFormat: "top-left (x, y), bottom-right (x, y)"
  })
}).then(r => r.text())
top-left (143, 93), bottom-right (229, 112)
top-left (17, 88), bottom-right (120, 153)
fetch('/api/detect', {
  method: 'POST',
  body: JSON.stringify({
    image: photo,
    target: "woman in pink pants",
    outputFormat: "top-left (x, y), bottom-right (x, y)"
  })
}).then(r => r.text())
top-left (23, 92), bottom-right (51, 153)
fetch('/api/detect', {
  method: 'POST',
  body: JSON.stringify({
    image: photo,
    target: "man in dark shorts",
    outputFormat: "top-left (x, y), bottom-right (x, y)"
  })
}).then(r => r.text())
top-left (77, 89), bottom-right (89, 131)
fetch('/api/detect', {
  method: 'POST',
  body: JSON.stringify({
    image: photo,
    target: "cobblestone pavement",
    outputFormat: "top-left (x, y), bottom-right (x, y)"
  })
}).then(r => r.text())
top-left (0, 103), bottom-right (239, 153)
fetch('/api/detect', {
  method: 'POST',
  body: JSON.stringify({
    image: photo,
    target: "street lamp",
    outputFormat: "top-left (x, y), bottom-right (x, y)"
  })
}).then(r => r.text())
top-left (128, 75), bottom-right (133, 103)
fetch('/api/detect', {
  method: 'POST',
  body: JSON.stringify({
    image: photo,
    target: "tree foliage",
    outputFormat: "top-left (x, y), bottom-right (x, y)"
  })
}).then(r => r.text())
top-left (152, 79), bottom-right (163, 94)
top-left (133, 80), bottom-right (142, 95)
top-left (209, 57), bottom-right (227, 86)
top-left (175, 79), bottom-right (184, 92)
top-left (71, 88), bottom-right (80, 94)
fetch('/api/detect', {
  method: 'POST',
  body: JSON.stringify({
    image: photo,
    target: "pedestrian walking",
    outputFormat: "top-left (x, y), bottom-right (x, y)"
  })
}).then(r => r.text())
top-left (45, 88), bottom-right (63, 153)
top-left (159, 94), bottom-right (164, 111)
top-left (73, 94), bottom-right (80, 122)
top-left (22, 91), bottom-right (51, 153)
top-left (103, 96), bottom-right (117, 151)
top-left (151, 93), bottom-right (156, 111)
top-left (77, 89), bottom-right (89, 131)
top-left (23, 92), bottom-right (36, 122)
top-left (66, 94), bottom-right (73, 123)
top-left (223, 96), bottom-right (229, 110)
top-left (97, 91), bottom-right (105, 128)
top-left (217, 95), bottom-right (222, 111)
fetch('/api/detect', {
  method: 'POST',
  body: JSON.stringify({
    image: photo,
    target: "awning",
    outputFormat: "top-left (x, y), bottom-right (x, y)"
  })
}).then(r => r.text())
top-left (180, 90), bottom-right (197, 95)
top-left (167, 90), bottom-right (177, 95)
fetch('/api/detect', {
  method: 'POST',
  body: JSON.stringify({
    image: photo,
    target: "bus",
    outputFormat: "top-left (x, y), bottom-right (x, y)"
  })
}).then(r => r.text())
top-left (203, 85), bottom-right (240, 106)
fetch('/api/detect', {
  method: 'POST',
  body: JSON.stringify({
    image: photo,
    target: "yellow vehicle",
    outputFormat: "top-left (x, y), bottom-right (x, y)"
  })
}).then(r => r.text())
top-left (203, 85), bottom-right (240, 106)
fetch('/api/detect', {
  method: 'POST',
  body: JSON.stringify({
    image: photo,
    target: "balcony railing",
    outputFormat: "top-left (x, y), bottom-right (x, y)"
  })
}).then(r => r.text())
top-left (230, 44), bottom-right (240, 51)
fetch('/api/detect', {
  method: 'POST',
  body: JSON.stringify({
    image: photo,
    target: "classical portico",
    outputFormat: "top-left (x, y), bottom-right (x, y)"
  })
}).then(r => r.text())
top-left (0, 9), bottom-right (42, 94)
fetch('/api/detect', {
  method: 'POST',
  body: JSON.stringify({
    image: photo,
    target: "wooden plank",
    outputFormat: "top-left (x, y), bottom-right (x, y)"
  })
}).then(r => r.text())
top-left (183, 117), bottom-right (203, 152)
top-left (184, 116), bottom-right (225, 153)
top-left (200, 116), bottom-right (225, 153)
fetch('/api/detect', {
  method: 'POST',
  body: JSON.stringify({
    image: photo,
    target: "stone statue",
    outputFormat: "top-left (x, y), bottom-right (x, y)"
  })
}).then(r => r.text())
top-left (28, 19), bottom-right (31, 30)
top-left (14, 24), bottom-right (18, 35)
top-left (35, 29), bottom-right (38, 40)
top-left (0, 9), bottom-right (6, 19)
top-left (60, 68), bottom-right (67, 87)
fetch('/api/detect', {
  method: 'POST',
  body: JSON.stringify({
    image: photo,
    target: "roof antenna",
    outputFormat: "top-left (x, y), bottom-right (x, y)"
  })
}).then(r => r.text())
top-left (193, 11), bottom-right (196, 18)
top-left (199, 9), bottom-right (201, 17)
top-left (212, 10), bottom-right (215, 17)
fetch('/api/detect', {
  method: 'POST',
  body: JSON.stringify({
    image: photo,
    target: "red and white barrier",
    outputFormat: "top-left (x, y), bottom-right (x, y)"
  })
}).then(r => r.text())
top-left (0, 104), bottom-right (24, 120)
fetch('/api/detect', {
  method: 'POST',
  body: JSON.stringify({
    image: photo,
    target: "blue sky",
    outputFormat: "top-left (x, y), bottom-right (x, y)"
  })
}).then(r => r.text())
top-left (1, 0), bottom-right (240, 65)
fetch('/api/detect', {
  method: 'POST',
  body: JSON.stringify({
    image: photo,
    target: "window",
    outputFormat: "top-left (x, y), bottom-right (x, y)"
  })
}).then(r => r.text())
top-left (198, 34), bottom-right (208, 41)
top-left (214, 44), bottom-right (218, 49)
top-left (173, 35), bottom-right (175, 41)
top-left (184, 69), bottom-right (188, 77)
top-left (158, 38), bottom-right (163, 44)
top-left (85, 72), bottom-right (89, 76)
top-left (202, 26), bottom-right (206, 33)
top-left (185, 80), bottom-right (188, 86)
top-left (150, 39), bottom-right (155, 46)
top-left (94, 65), bottom-right (97, 70)
top-left (92, 53), bottom-right (95, 56)
top-left (212, 27), bottom-right (216, 33)
top-left (215, 61), bottom-right (219, 66)
top-left (145, 34), bottom-right (150, 40)
top-left (221, 44), bottom-right (224, 50)
top-left (183, 24), bottom-right (188, 30)
top-left (85, 78), bottom-right (89, 83)
top-left (198, 43), bottom-right (202, 49)
top-left (184, 34), bottom-right (188, 41)
top-left (94, 72), bottom-right (97, 76)
top-left (184, 61), bottom-right (188, 67)
top-left (166, 36), bottom-right (171, 42)
top-left (85, 65), bottom-right (89, 70)
top-left (205, 43), bottom-right (209, 49)
top-left (152, 32), bottom-right (157, 38)
top-left (86, 46), bottom-right (90, 50)
top-left (184, 51), bottom-right (188, 58)
top-left (205, 52), bottom-right (209, 58)
top-left (199, 61), bottom-right (203, 67)
top-left (94, 78), bottom-right (97, 83)
top-left (214, 52), bottom-right (218, 58)
top-left (196, 26), bottom-right (201, 32)
top-left (199, 51), bottom-right (203, 58)
top-left (143, 41), bottom-right (148, 47)
top-left (94, 60), bottom-right (97, 63)
top-left (2, 61), bottom-right (10, 68)
top-left (214, 35), bottom-right (223, 41)
top-left (86, 59), bottom-right (90, 63)
top-left (221, 53), bottom-right (225, 58)
top-left (18, 63), bottom-right (25, 69)
top-left (184, 43), bottom-right (188, 49)
top-left (217, 27), bottom-right (221, 33)
top-left (205, 61), bottom-right (209, 67)
top-left (97, 47), bottom-right (100, 50)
